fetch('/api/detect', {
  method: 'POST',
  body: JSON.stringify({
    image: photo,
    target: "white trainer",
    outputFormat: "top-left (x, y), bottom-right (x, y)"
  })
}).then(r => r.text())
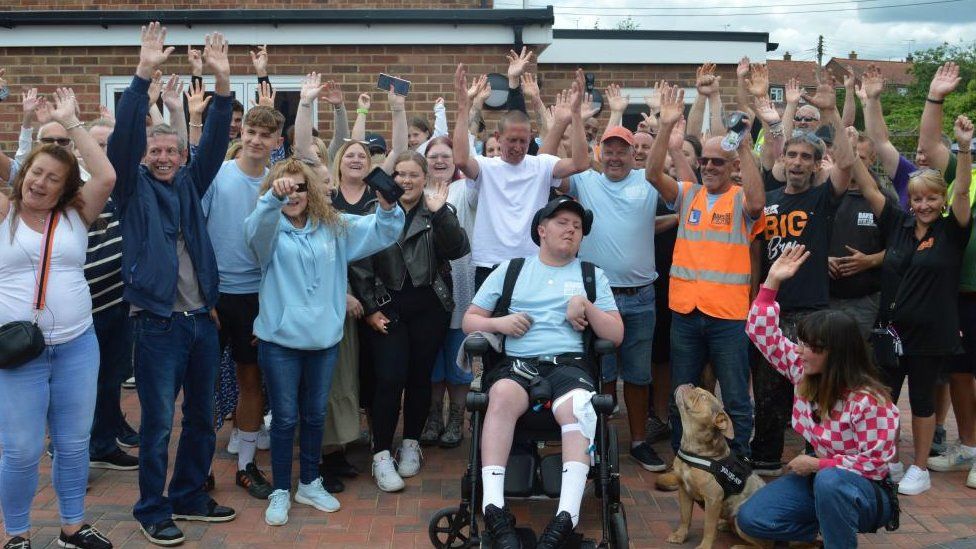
top-left (372, 450), bottom-right (405, 492)
top-left (897, 465), bottom-right (931, 496)
top-left (256, 424), bottom-right (271, 451)
top-left (227, 427), bottom-right (240, 455)
top-left (295, 477), bottom-right (340, 512)
top-left (928, 443), bottom-right (976, 472)
top-left (265, 489), bottom-right (291, 526)
top-left (967, 462), bottom-right (976, 489)
top-left (397, 439), bottom-right (423, 478)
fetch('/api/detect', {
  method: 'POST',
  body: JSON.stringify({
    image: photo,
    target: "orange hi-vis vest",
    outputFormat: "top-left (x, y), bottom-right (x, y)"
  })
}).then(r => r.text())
top-left (669, 182), bottom-right (762, 320)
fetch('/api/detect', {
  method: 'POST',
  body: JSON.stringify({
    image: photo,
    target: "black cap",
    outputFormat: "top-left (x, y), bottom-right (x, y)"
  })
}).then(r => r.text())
top-left (530, 196), bottom-right (592, 246)
top-left (365, 132), bottom-right (387, 155)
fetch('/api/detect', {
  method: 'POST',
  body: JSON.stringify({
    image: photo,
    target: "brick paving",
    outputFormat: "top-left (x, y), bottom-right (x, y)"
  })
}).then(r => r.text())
top-left (4, 385), bottom-right (976, 548)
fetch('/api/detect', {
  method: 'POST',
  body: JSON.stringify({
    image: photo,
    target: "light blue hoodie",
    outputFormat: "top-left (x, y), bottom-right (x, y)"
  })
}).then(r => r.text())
top-left (244, 190), bottom-right (404, 350)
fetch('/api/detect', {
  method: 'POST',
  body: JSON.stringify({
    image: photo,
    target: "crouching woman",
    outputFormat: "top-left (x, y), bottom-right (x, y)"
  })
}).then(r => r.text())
top-left (244, 158), bottom-right (403, 526)
top-left (738, 245), bottom-right (899, 548)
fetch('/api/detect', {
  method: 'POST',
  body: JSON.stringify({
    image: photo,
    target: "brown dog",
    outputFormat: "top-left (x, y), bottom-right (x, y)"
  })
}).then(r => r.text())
top-left (667, 384), bottom-right (767, 549)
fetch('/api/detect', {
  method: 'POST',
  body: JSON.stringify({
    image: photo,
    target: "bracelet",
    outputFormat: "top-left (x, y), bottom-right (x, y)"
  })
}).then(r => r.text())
top-left (64, 121), bottom-right (85, 131)
top-left (926, 97), bottom-right (944, 104)
top-left (356, 108), bottom-right (369, 115)
top-left (299, 103), bottom-right (312, 109)
top-left (189, 122), bottom-right (203, 128)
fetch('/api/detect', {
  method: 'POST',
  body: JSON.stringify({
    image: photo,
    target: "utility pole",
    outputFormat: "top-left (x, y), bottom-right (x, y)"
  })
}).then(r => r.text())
top-left (816, 35), bottom-right (824, 67)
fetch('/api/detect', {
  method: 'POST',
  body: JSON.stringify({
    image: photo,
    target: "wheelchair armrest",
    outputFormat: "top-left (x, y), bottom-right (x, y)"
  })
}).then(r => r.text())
top-left (591, 394), bottom-right (615, 415)
top-left (464, 335), bottom-right (492, 357)
top-left (594, 338), bottom-right (616, 357)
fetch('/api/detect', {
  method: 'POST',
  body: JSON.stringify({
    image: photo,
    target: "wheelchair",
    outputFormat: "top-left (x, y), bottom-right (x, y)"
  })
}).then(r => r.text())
top-left (428, 335), bottom-right (629, 549)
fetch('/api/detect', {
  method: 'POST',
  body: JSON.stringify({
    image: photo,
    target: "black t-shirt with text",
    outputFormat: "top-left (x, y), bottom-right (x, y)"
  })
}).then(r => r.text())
top-left (878, 197), bottom-right (972, 355)
top-left (759, 182), bottom-right (839, 312)
top-left (828, 188), bottom-right (895, 299)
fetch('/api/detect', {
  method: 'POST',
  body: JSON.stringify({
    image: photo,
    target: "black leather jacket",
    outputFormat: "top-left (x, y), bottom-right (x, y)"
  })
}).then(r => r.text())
top-left (350, 201), bottom-right (470, 315)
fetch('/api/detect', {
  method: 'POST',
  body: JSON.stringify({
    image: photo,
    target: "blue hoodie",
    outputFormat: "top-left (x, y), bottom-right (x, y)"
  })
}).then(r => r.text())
top-left (245, 190), bottom-right (403, 350)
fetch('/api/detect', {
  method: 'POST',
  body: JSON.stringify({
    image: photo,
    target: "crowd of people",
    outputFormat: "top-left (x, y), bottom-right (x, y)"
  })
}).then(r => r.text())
top-left (0, 20), bottom-right (973, 549)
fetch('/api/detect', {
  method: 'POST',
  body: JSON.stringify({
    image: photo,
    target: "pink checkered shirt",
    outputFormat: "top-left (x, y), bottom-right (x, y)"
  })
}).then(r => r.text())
top-left (746, 287), bottom-right (899, 481)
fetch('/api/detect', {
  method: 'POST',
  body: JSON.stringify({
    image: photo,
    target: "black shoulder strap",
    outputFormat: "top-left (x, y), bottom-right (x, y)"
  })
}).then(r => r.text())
top-left (581, 261), bottom-right (596, 353)
top-left (492, 258), bottom-right (525, 318)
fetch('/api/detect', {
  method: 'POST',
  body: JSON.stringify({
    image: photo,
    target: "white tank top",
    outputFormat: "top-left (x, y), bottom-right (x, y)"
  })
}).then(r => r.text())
top-left (0, 208), bottom-right (93, 344)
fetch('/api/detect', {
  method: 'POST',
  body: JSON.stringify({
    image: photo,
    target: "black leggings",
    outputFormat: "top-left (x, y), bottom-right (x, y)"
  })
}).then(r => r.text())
top-left (368, 285), bottom-right (450, 453)
top-left (882, 355), bottom-right (949, 418)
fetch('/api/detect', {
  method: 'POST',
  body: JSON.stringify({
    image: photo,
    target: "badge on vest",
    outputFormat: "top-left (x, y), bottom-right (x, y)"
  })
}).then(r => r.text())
top-left (688, 209), bottom-right (702, 225)
top-left (857, 212), bottom-right (876, 227)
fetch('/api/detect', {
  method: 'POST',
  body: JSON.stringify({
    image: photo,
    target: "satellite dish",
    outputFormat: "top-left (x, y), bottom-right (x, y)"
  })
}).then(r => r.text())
top-left (484, 73), bottom-right (511, 110)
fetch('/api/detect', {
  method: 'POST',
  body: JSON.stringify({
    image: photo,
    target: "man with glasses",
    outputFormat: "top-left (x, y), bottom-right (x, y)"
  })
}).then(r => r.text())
top-left (645, 83), bottom-right (765, 471)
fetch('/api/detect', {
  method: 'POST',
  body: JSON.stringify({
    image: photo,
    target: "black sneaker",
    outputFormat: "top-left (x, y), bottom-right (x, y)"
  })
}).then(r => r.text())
top-left (58, 524), bottom-right (112, 549)
top-left (747, 457), bottom-right (783, 477)
top-left (236, 463), bottom-right (273, 499)
top-left (4, 536), bottom-right (31, 549)
top-left (630, 442), bottom-right (666, 472)
top-left (483, 504), bottom-right (522, 549)
top-left (90, 448), bottom-right (138, 471)
top-left (316, 464), bottom-right (345, 494)
top-left (139, 519), bottom-right (184, 546)
top-left (536, 511), bottom-right (575, 549)
top-left (172, 498), bottom-right (236, 523)
top-left (321, 451), bottom-right (360, 478)
top-left (645, 416), bottom-right (671, 444)
top-left (116, 420), bottom-right (139, 448)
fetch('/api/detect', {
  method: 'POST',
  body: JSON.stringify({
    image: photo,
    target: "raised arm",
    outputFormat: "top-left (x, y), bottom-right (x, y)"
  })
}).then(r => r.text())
top-left (782, 77), bottom-right (801, 137)
top-left (802, 74), bottom-right (851, 196)
top-left (352, 93), bottom-right (368, 141)
top-left (850, 134), bottom-right (887, 218)
top-left (504, 47), bottom-right (533, 114)
top-left (380, 85), bottom-right (407, 174)
top-left (295, 72), bottom-right (325, 162)
top-left (667, 118), bottom-right (698, 184)
top-left (646, 83), bottom-right (683, 203)
top-left (186, 46), bottom-right (205, 146)
top-left (521, 73), bottom-right (548, 140)
top-left (735, 56), bottom-right (752, 113)
top-left (605, 83), bottom-right (628, 130)
top-left (858, 64), bottom-right (900, 176)
top-left (743, 62), bottom-right (769, 120)
top-left (738, 115), bottom-right (765, 218)
top-left (160, 74), bottom-right (187, 147)
top-left (321, 81), bottom-right (349, 161)
top-left (687, 64), bottom-right (717, 138)
top-left (540, 88), bottom-right (572, 157)
top-left (755, 95), bottom-right (785, 171)
top-left (189, 32), bottom-right (232, 196)
top-left (841, 69), bottom-right (857, 128)
top-left (918, 62), bottom-right (960, 173)
top-left (552, 69), bottom-right (590, 179)
top-left (452, 63), bottom-right (480, 180)
top-left (951, 115), bottom-right (973, 227)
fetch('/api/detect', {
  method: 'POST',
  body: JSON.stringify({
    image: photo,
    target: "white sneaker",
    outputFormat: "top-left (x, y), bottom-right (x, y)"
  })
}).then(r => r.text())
top-left (295, 477), bottom-right (341, 512)
top-left (264, 412), bottom-right (272, 431)
top-left (396, 439), bottom-right (423, 478)
top-left (122, 376), bottom-right (136, 389)
top-left (888, 462), bottom-right (905, 483)
top-left (256, 425), bottom-right (271, 451)
top-left (898, 465), bottom-right (931, 495)
top-left (967, 463), bottom-right (976, 489)
top-left (928, 444), bottom-right (976, 472)
top-left (372, 450), bottom-right (405, 492)
top-left (227, 427), bottom-right (240, 454)
top-left (265, 489), bottom-right (291, 526)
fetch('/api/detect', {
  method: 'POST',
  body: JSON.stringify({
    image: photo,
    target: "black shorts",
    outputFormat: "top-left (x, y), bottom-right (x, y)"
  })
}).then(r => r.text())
top-left (949, 294), bottom-right (976, 376)
top-left (487, 359), bottom-right (597, 402)
top-left (651, 277), bottom-right (671, 364)
top-left (216, 292), bottom-right (259, 365)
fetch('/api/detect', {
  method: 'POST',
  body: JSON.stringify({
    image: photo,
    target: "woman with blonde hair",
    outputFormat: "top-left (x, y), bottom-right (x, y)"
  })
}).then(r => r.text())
top-left (244, 157), bottom-right (403, 526)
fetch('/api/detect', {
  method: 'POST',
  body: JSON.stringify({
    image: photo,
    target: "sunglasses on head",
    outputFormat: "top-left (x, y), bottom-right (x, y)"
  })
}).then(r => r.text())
top-left (697, 156), bottom-right (728, 167)
top-left (794, 116), bottom-right (819, 123)
top-left (40, 137), bottom-right (72, 147)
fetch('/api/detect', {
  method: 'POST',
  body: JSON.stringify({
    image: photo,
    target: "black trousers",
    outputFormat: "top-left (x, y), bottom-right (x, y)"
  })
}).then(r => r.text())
top-left (750, 311), bottom-right (804, 463)
top-left (368, 285), bottom-right (450, 453)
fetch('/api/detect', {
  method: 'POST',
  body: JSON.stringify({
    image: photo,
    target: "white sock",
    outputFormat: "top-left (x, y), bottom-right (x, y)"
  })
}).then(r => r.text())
top-left (631, 441), bottom-right (642, 449)
top-left (961, 444), bottom-right (976, 458)
top-left (556, 461), bottom-right (589, 527)
top-left (238, 430), bottom-right (258, 471)
top-left (481, 466), bottom-right (506, 513)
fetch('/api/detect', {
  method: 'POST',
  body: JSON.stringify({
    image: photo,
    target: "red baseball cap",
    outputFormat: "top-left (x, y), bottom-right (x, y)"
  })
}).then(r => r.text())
top-left (600, 126), bottom-right (635, 146)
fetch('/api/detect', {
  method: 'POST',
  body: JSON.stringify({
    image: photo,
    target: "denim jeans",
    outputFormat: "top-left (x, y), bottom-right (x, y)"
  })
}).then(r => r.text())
top-left (601, 284), bottom-right (655, 385)
top-left (132, 311), bottom-right (219, 526)
top-left (90, 302), bottom-right (133, 458)
top-left (750, 311), bottom-right (803, 463)
top-left (669, 310), bottom-right (753, 456)
top-left (0, 326), bottom-right (98, 535)
top-left (258, 340), bottom-right (338, 491)
top-left (737, 469), bottom-right (892, 547)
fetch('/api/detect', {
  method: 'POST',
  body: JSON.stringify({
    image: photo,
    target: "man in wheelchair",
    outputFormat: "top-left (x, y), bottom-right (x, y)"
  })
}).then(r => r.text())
top-left (462, 197), bottom-right (624, 548)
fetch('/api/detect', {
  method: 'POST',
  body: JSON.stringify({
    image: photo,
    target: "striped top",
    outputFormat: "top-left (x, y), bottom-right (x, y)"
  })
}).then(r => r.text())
top-left (86, 198), bottom-right (124, 314)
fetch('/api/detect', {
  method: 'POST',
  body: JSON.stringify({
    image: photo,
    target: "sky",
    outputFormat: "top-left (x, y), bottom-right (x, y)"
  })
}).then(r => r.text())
top-left (492, 0), bottom-right (976, 62)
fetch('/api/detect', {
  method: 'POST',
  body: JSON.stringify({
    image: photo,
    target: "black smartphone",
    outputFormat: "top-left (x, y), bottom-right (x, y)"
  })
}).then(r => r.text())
top-left (364, 167), bottom-right (405, 203)
top-left (377, 73), bottom-right (411, 97)
top-left (295, 183), bottom-right (308, 193)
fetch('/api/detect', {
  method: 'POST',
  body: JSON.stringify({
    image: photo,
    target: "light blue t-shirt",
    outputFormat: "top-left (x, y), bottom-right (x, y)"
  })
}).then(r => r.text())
top-left (471, 256), bottom-right (618, 357)
top-left (202, 159), bottom-right (268, 294)
top-left (568, 168), bottom-right (659, 287)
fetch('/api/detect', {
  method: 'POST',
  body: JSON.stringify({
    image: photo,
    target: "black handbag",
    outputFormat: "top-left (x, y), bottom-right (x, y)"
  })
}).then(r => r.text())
top-left (869, 324), bottom-right (902, 370)
top-left (0, 212), bottom-right (59, 370)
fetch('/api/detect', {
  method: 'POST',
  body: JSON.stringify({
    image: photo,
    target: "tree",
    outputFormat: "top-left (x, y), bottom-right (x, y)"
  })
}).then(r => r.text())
top-left (616, 17), bottom-right (640, 30)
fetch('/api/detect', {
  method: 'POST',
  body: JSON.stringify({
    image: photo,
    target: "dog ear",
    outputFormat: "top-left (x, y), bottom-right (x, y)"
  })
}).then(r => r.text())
top-left (714, 411), bottom-right (735, 439)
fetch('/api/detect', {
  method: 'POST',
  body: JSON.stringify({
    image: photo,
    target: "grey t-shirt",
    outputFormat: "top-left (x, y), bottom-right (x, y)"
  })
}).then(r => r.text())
top-left (174, 232), bottom-right (205, 312)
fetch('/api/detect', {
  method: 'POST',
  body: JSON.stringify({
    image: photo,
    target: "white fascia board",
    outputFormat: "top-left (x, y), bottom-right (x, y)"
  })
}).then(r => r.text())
top-left (0, 23), bottom-right (552, 48)
top-left (538, 38), bottom-right (767, 64)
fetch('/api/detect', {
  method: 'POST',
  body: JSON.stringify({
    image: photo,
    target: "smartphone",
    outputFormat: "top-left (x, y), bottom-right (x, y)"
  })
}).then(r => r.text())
top-left (364, 167), bottom-right (405, 203)
top-left (377, 73), bottom-right (411, 97)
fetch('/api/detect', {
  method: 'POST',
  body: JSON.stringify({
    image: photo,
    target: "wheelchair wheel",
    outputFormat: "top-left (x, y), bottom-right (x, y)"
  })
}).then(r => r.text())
top-left (609, 504), bottom-right (629, 549)
top-left (429, 506), bottom-right (474, 549)
top-left (595, 424), bottom-right (621, 501)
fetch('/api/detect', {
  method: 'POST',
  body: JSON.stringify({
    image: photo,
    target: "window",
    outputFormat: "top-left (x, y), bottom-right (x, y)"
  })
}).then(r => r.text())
top-left (769, 87), bottom-right (785, 102)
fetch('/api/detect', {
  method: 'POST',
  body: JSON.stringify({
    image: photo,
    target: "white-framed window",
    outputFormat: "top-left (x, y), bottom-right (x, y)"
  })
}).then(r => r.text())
top-left (769, 87), bottom-right (785, 103)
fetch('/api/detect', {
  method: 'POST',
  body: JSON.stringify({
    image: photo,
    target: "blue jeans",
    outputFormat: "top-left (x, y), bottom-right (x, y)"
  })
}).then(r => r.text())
top-left (601, 284), bottom-right (655, 385)
top-left (132, 311), bottom-right (219, 526)
top-left (431, 328), bottom-right (474, 385)
top-left (258, 340), bottom-right (338, 491)
top-left (90, 302), bottom-right (133, 458)
top-left (0, 326), bottom-right (98, 535)
top-left (737, 469), bottom-right (892, 547)
top-left (669, 310), bottom-right (753, 456)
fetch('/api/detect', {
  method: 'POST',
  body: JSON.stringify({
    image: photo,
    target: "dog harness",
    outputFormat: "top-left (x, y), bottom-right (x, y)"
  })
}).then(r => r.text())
top-left (676, 449), bottom-right (753, 498)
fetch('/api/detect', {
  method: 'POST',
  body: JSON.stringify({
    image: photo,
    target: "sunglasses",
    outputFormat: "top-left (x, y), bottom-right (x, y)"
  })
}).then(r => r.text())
top-left (295, 183), bottom-right (308, 193)
top-left (794, 116), bottom-right (819, 123)
top-left (40, 137), bottom-right (72, 147)
top-left (697, 156), bottom-right (728, 167)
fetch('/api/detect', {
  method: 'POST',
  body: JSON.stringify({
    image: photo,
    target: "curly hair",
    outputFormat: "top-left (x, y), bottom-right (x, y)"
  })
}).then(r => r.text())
top-left (260, 157), bottom-right (344, 231)
top-left (7, 144), bottom-right (85, 241)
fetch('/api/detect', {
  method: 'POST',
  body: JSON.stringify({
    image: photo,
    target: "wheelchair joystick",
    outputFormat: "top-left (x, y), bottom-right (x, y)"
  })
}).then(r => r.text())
top-left (529, 376), bottom-right (552, 412)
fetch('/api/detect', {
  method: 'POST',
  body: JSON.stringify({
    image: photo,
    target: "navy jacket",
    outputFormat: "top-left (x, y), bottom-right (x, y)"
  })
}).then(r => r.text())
top-left (107, 75), bottom-right (232, 317)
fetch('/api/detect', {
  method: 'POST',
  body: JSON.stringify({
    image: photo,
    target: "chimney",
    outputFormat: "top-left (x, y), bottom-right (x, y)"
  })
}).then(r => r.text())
top-left (849, 51), bottom-right (858, 60)
top-left (783, 51), bottom-right (792, 61)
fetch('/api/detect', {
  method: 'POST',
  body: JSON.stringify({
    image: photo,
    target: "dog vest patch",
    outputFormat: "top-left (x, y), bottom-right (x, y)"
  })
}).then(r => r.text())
top-left (677, 449), bottom-right (752, 498)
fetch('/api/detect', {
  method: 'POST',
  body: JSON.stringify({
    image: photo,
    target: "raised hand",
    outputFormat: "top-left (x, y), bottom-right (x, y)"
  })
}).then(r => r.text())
top-left (745, 63), bottom-right (769, 98)
top-left (0, 67), bottom-right (6, 90)
top-left (754, 95), bottom-right (781, 125)
top-left (161, 74), bottom-right (184, 112)
top-left (843, 66), bottom-right (856, 93)
top-left (506, 47), bottom-right (534, 82)
top-left (802, 73), bottom-right (839, 111)
top-left (521, 73), bottom-right (540, 102)
top-left (659, 82), bottom-right (685, 127)
top-left (551, 88), bottom-right (574, 127)
top-left (387, 82), bottom-right (405, 110)
top-left (785, 77), bottom-right (802, 105)
top-left (148, 69), bottom-right (163, 106)
top-left (22, 88), bottom-right (40, 118)
top-left (99, 104), bottom-right (115, 123)
top-left (644, 80), bottom-right (663, 112)
top-left (424, 178), bottom-right (449, 213)
top-left (570, 68), bottom-right (586, 117)
top-left (737, 56), bottom-right (751, 78)
top-left (696, 63), bottom-right (721, 97)
top-left (467, 73), bottom-right (490, 105)
top-left (454, 63), bottom-right (470, 111)
top-left (202, 32), bottom-right (230, 79)
top-left (668, 117), bottom-right (687, 150)
top-left (322, 80), bottom-right (343, 106)
top-left (34, 96), bottom-right (52, 125)
top-left (929, 62), bottom-right (961, 101)
top-left (766, 244), bottom-right (811, 286)
top-left (606, 83), bottom-right (629, 114)
top-left (252, 80), bottom-right (276, 107)
top-left (858, 64), bottom-right (885, 100)
top-left (187, 45), bottom-right (203, 77)
top-left (49, 87), bottom-right (81, 126)
top-left (250, 44), bottom-right (269, 77)
top-left (580, 92), bottom-right (599, 120)
top-left (357, 93), bottom-right (371, 111)
top-left (300, 72), bottom-right (324, 105)
top-left (955, 114), bottom-right (974, 148)
top-left (184, 79), bottom-right (211, 117)
top-left (138, 22), bottom-right (174, 78)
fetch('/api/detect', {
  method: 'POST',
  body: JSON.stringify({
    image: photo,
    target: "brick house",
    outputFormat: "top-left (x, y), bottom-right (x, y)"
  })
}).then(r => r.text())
top-left (0, 2), bottom-right (775, 151)
top-left (768, 52), bottom-right (819, 105)
top-left (825, 51), bottom-right (914, 95)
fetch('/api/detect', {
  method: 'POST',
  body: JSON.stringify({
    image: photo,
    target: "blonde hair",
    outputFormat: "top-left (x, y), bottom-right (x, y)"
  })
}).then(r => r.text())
top-left (332, 141), bottom-right (372, 185)
top-left (260, 157), bottom-right (344, 230)
top-left (225, 140), bottom-right (243, 161)
top-left (907, 168), bottom-right (947, 198)
top-left (312, 137), bottom-right (330, 166)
